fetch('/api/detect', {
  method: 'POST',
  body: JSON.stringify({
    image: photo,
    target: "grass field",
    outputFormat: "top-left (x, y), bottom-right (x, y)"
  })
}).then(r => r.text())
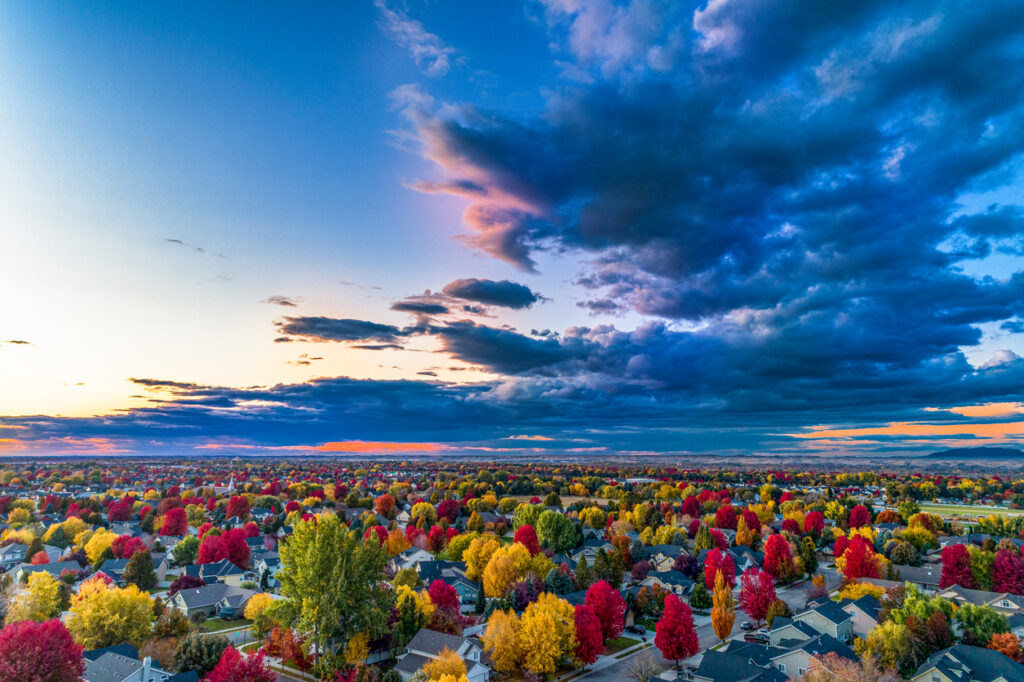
top-left (917, 503), bottom-right (1024, 518)
top-left (200, 617), bottom-right (251, 632)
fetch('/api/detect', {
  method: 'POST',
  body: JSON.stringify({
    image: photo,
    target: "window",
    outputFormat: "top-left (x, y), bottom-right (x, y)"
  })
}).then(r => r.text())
top-left (778, 664), bottom-right (786, 673)
top-left (931, 674), bottom-right (940, 682)
top-left (798, 669), bottom-right (805, 676)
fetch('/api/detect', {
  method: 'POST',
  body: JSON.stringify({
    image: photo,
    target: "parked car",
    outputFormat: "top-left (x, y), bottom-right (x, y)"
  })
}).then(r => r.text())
top-left (744, 633), bottom-right (769, 644)
top-left (626, 624), bottom-right (646, 635)
top-left (740, 621), bottom-right (754, 631)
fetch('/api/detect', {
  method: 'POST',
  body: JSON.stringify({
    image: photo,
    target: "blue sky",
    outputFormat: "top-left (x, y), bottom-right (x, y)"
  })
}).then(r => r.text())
top-left (2, 0), bottom-right (1023, 459)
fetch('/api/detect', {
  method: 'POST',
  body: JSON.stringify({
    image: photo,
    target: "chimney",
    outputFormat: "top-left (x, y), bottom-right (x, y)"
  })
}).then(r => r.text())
top-left (142, 656), bottom-right (152, 680)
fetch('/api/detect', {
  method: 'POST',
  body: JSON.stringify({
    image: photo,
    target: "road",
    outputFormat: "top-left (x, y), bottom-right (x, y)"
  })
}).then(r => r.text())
top-left (578, 566), bottom-right (842, 680)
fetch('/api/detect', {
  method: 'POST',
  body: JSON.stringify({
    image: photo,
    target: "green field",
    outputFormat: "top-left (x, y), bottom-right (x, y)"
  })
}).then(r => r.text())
top-left (916, 503), bottom-right (1024, 518)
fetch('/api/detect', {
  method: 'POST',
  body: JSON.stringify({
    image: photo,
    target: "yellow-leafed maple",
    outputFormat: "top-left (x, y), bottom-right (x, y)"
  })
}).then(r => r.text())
top-left (5, 572), bottom-right (61, 624)
top-left (68, 577), bottom-right (155, 649)
top-left (385, 528), bottom-right (411, 557)
top-left (84, 528), bottom-right (118, 564)
top-left (423, 647), bottom-right (466, 681)
top-left (481, 608), bottom-right (522, 672)
top-left (520, 592), bottom-right (576, 674)
top-left (463, 536), bottom-right (500, 581)
top-left (711, 569), bottom-right (735, 641)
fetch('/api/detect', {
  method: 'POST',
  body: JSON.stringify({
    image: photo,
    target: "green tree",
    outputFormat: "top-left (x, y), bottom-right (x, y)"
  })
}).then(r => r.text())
top-left (536, 510), bottom-right (579, 554)
top-left (575, 556), bottom-right (593, 590)
top-left (173, 633), bottom-right (229, 676)
top-left (694, 525), bottom-right (714, 552)
top-left (123, 550), bottom-right (157, 591)
top-left (277, 514), bottom-right (394, 676)
top-left (800, 537), bottom-right (818, 576)
top-left (172, 535), bottom-right (199, 566)
top-left (954, 603), bottom-right (1009, 647)
top-left (688, 581), bottom-right (712, 611)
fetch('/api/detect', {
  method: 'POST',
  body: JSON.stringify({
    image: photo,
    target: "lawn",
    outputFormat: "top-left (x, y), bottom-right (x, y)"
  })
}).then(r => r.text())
top-left (605, 635), bottom-right (642, 654)
top-left (916, 503), bottom-right (1024, 518)
top-left (636, 617), bottom-right (658, 631)
top-left (200, 617), bottom-right (251, 632)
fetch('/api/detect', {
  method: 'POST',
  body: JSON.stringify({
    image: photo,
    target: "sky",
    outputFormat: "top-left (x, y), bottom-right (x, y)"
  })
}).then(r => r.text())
top-left (1, 0), bottom-right (1023, 459)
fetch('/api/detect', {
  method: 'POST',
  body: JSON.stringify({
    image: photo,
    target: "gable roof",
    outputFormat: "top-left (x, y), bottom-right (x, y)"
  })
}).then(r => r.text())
top-left (915, 644), bottom-right (1024, 682)
top-left (83, 651), bottom-right (143, 682)
top-left (406, 628), bottom-right (476, 657)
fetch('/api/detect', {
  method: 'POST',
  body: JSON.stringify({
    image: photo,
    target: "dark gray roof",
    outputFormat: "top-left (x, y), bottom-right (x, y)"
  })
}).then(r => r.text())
top-left (83, 652), bottom-right (142, 682)
top-left (173, 583), bottom-right (256, 609)
top-left (83, 644), bottom-right (139, 662)
top-left (808, 600), bottom-right (852, 625)
top-left (915, 644), bottom-right (1024, 682)
top-left (394, 652), bottom-right (431, 674)
top-left (693, 650), bottom-right (770, 682)
top-left (406, 628), bottom-right (474, 657)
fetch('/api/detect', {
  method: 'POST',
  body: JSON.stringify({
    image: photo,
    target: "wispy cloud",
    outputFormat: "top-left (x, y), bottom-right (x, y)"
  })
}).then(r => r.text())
top-left (376, 0), bottom-right (456, 77)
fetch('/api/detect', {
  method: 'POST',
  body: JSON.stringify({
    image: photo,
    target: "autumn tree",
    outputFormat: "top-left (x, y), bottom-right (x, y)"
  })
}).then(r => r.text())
top-left (277, 514), bottom-right (393, 676)
top-left (123, 549), bottom-right (157, 591)
top-left (225, 495), bottom-right (251, 521)
top-left (6, 572), bottom-right (61, 624)
top-left (703, 548), bottom-right (735, 590)
top-left (481, 609), bottom-right (522, 673)
top-left (423, 647), bottom-right (466, 681)
top-left (160, 507), bottom-right (188, 536)
top-left (739, 568), bottom-right (776, 626)
top-left (849, 505), bottom-right (871, 529)
top-left (988, 632), bottom-right (1023, 662)
top-left (654, 594), bottom-right (699, 668)
top-left (513, 524), bottom-right (541, 555)
top-left (584, 580), bottom-right (626, 642)
top-left (244, 593), bottom-right (277, 638)
top-left (67, 578), bottom-right (154, 649)
top-left (710, 570), bottom-right (735, 641)
top-left (574, 603), bottom-right (604, 666)
top-left (940, 544), bottom-right (976, 588)
top-left (797, 652), bottom-right (900, 682)
top-left (519, 592), bottom-right (576, 675)
top-left (204, 646), bottom-right (275, 682)
top-left (763, 534), bottom-right (796, 581)
top-left (0, 619), bottom-right (84, 682)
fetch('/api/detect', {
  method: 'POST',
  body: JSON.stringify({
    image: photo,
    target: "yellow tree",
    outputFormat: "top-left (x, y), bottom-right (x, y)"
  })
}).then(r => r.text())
top-left (423, 647), bottom-right (466, 680)
top-left (68, 578), bottom-right (155, 649)
top-left (711, 569), bottom-right (735, 641)
top-left (385, 529), bottom-right (411, 557)
top-left (520, 592), bottom-right (576, 675)
top-left (244, 593), bottom-right (277, 638)
top-left (344, 632), bottom-right (369, 664)
top-left (481, 609), bottom-right (522, 673)
top-left (84, 528), bottom-right (118, 565)
top-left (463, 537), bottom-right (500, 581)
top-left (5, 572), bottom-right (61, 624)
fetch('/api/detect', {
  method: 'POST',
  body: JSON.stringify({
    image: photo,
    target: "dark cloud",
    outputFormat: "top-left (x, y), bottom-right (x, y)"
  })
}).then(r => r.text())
top-left (442, 278), bottom-right (541, 309)
top-left (1, 340), bottom-right (31, 346)
top-left (275, 316), bottom-right (413, 343)
top-left (390, 300), bottom-right (450, 315)
top-left (263, 295), bottom-right (299, 307)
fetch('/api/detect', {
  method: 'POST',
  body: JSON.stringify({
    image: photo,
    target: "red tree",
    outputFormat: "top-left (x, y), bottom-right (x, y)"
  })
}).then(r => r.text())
top-left (168, 575), bottom-right (205, 596)
top-left (841, 536), bottom-right (881, 581)
top-left (681, 496), bottom-right (700, 518)
top-left (988, 632), bottom-right (1023, 662)
top-left (992, 547), bottom-right (1024, 595)
top-left (204, 646), bottom-right (275, 682)
top-left (107, 498), bottom-right (133, 522)
top-left (514, 524), bottom-right (542, 555)
top-left (574, 603), bottom-right (604, 666)
top-left (30, 551), bottom-right (49, 565)
top-left (585, 580), bottom-right (626, 641)
top-left (655, 594), bottom-right (699, 667)
top-left (374, 494), bottom-right (396, 516)
top-left (803, 511), bottom-right (825, 535)
top-left (0, 619), bottom-right (84, 682)
top-left (198, 533), bottom-right (225, 564)
top-left (427, 580), bottom-right (460, 612)
top-left (738, 568), bottom-right (777, 625)
top-left (436, 499), bottom-right (460, 523)
top-left (849, 505), bottom-right (870, 528)
top-left (425, 525), bottom-right (446, 553)
top-left (363, 526), bottom-right (388, 545)
top-left (197, 522), bottom-right (215, 539)
top-left (714, 505), bottom-right (737, 530)
top-left (160, 507), bottom-right (188, 536)
top-left (223, 528), bottom-right (250, 569)
top-left (111, 535), bottom-right (145, 559)
top-left (703, 549), bottom-right (735, 590)
top-left (243, 521), bottom-right (260, 538)
top-left (225, 496), bottom-right (250, 520)
top-left (781, 518), bottom-right (800, 535)
top-left (763, 534), bottom-right (796, 580)
top-left (710, 529), bottom-right (728, 550)
top-left (940, 544), bottom-right (977, 589)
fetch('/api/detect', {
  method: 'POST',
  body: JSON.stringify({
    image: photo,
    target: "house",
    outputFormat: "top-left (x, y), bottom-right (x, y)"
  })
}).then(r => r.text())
top-left (389, 547), bottom-right (434, 573)
top-left (793, 601), bottom-right (853, 642)
top-left (647, 545), bottom-right (687, 571)
top-left (691, 648), bottom-right (788, 682)
top-left (98, 558), bottom-right (131, 585)
top-left (83, 644), bottom-right (199, 682)
top-left (768, 633), bottom-right (856, 679)
top-left (569, 538), bottom-right (613, 565)
top-left (768, 617), bottom-right (820, 647)
top-left (839, 594), bottom-right (881, 637)
top-left (640, 570), bottom-right (694, 597)
top-left (938, 585), bottom-right (1024, 615)
top-left (181, 559), bottom-right (244, 587)
top-left (168, 583), bottom-right (257, 620)
top-left (911, 643), bottom-right (1024, 682)
top-left (394, 629), bottom-right (492, 681)
top-left (0, 542), bottom-right (27, 570)
top-left (14, 560), bottom-right (81, 583)
top-left (896, 563), bottom-right (943, 588)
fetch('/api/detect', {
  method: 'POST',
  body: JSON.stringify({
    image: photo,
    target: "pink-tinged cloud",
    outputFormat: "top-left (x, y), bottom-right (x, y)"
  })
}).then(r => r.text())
top-left (926, 402), bottom-right (1024, 418)
top-left (196, 440), bottom-right (446, 454)
top-left (0, 437), bottom-right (129, 454)
top-left (789, 421), bottom-right (1024, 440)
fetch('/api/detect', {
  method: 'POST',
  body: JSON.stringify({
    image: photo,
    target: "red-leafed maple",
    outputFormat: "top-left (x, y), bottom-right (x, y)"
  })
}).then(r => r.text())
top-left (940, 543), bottom-right (976, 589)
top-left (763, 533), bottom-right (796, 580)
top-left (160, 506), bottom-right (188, 536)
top-left (574, 603), bottom-right (604, 666)
top-left (584, 580), bottom-right (626, 641)
top-left (849, 505), bottom-right (871, 528)
top-left (703, 548), bottom-right (735, 590)
top-left (428, 579), bottom-right (460, 612)
top-left (514, 524), bottom-right (542, 555)
top-left (739, 568), bottom-right (777, 625)
top-left (655, 594), bottom-right (699, 667)
top-left (204, 646), bottom-right (275, 682)
top-left (0, 619), bottom-right (84, 682)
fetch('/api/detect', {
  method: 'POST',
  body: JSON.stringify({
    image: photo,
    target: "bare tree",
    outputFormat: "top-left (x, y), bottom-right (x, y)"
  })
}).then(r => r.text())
top-left (796, 653), bottom-right (901, 682)
top-left (627, 649), bottom-right (661, 682)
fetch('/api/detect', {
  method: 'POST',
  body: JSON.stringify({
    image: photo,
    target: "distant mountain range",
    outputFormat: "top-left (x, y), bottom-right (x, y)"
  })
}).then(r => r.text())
top-left (925, 446), bottom-right (1024, 459)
